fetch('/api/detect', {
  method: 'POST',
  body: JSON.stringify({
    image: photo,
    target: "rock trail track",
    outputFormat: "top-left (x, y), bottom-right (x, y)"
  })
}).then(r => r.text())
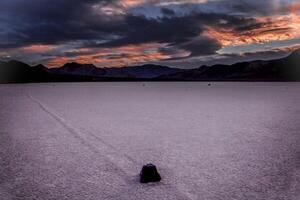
top-left (26, 93), bottom-right (196, 200)
top-left (0, 83), bottom-right (299, 200)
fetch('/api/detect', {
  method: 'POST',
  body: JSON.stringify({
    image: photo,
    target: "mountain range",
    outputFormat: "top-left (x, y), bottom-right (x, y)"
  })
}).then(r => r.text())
top-left (1, 49), bottom-right (299, 83)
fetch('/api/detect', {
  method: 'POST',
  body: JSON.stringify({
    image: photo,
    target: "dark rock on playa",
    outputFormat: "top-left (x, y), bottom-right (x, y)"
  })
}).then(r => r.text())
top-left (140, 164), bottom-right (161, 183)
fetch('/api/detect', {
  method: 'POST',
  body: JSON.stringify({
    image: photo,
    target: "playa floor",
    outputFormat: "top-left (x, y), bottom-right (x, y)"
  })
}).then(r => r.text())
top-left (0, 82), bottom-right (299, 200)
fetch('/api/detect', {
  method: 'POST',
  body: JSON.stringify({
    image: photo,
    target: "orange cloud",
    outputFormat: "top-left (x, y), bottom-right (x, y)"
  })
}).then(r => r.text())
top-left (118, 0), bottom-right (209, 8)
top-left (203, 13), bottom-right (300, 47)
top-left (45, 43), bottom-right (170, 67)
top-left (20, 44), bottom-right (54, 53)
top-left (45, 57), bottom-right (70, 67)
top-left (119, 0), bottom-right (146, 7)
top-left (93, 51), bottom-right (167, 67)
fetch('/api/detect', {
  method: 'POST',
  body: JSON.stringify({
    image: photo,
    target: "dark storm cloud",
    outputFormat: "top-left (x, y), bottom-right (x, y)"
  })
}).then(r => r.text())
top-left (161, 8), bottom-right (175, 16)
top-left (0, 0), bottom-right (122, 48)
top-left (97, 14), bottom-right (204, 47)
top-left (93, 11), bottom-right (260, 57)
top-left (0, 0), bottom-right (297, 66)
top-left (177, 37), bottom-right (221, 57)
top-left (128, 0), bottom-right (290, 18)
top-left (0, 0), bottom-right (264, 49)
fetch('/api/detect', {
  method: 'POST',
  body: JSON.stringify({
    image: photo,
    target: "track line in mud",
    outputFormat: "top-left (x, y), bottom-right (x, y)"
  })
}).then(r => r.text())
top-left (27, 93), bottom-right (137, 180)
top-left (27, 93), bottom-right (196, 200)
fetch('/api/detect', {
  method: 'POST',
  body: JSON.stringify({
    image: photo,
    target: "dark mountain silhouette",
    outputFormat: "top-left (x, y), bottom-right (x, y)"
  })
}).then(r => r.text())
top-left (51, 62), bottom-right (106, 77)
top-left (0, 61), bottom-right (102, 83)
top-left (102, 64), bottom-right (182, 78)
top-left (158, 49), bottom-right (300, 81)
top-left (50, 63), bottom-right (182, 79)
top-left (0, 61), bottom-right (50, 83)
top-left (0, 49), bottom-right (299, 83)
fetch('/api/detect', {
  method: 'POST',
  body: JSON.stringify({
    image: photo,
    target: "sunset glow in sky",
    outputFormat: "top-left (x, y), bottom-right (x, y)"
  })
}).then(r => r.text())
top-left (0, 0), bottom-right (300, 68)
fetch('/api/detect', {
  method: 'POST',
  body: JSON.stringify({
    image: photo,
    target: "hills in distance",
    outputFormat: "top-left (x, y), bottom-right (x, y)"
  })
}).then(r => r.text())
top-left (1, 49), bottom-right (300, 83)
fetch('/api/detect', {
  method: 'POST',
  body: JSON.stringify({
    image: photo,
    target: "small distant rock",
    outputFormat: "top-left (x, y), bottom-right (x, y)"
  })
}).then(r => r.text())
top-left (140, 163), bottom-right (161, 183)
top-left (208, 83), bottom-right (211, 86)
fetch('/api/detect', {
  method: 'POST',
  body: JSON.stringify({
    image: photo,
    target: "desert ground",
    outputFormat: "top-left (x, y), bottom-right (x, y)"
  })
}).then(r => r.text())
top-left (0, 82), bottom-right (299, 200)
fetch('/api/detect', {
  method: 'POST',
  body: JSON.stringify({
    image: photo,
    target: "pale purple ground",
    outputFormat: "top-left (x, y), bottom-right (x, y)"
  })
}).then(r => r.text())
top-left (0, 82), bottom-right (299, 200)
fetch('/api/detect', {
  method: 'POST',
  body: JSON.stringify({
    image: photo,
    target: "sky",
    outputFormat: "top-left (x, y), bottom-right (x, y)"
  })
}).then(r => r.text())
top-left (0, 0), bottom-right (300, 68)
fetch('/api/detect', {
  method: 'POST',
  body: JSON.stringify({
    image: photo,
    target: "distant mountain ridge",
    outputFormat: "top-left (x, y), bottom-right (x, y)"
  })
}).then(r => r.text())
top-left (50, 63), bottom-right (182, 79)
top-left (1, 49), bottom-right (300, 83)
top-left (102, 64), bottom-right (182, 78)
top-left (51, 62), bottom-right (106, 77)
top-left (159, 49), bottom-right (300, 81)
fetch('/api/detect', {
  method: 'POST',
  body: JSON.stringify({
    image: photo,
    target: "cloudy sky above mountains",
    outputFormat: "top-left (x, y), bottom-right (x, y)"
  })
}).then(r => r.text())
top-left (0, 0), bottom-right (299, 68)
